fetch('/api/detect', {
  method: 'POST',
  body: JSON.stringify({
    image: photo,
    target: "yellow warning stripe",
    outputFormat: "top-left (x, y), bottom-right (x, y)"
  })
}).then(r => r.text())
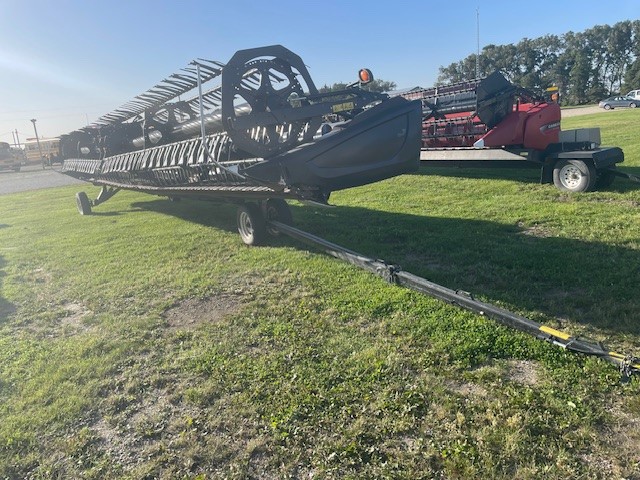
top-left (539, 328), bottom-right (640, 371)
top-left (609, 351), bottom-right (640, 368)
top-left (609, 352), bottom-right (640, 370)
top-left (539, 325), bottom-right (572, 341)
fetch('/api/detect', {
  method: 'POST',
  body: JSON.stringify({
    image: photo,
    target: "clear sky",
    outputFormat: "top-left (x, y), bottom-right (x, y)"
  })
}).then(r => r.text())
top-left (1, 0), bottom-right (637, 142)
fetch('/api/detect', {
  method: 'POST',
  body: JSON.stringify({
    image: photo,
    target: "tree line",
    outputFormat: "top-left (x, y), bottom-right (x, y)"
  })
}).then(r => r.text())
top-left (437, 20), bottom-right (640, 105)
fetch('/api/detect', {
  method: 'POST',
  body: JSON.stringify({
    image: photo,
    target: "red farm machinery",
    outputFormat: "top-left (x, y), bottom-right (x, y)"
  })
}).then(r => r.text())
top-left (400, 72), bottom-right (634, 192)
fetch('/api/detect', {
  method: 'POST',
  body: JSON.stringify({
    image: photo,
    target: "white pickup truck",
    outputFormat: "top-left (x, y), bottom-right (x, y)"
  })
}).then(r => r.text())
top-left (626, 89), bottom-right (640, 100)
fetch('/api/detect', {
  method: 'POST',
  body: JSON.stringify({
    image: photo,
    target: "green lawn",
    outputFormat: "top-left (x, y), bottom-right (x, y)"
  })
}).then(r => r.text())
top-left (0, 109), bottom-right (639, 478)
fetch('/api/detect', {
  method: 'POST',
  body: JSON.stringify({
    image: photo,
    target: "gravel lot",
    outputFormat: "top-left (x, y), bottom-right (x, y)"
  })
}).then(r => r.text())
top-left (561, 105), bottom-right (603, 117)
top-left (0, 164), bottom-right (84, 195)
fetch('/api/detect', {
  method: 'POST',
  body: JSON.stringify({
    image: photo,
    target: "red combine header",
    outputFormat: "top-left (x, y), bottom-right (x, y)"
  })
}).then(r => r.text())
top-left (400, 72), bottom-right (633, 192)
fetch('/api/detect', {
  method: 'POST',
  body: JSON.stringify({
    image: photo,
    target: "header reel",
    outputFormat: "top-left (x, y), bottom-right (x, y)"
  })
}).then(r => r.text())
top-left (221, 45), bottom-right (322, 158)
top-left (62, 45), bottom-right (385, 164)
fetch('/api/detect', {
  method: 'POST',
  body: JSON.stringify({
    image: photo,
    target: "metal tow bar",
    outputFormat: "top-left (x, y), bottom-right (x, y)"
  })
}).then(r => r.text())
top-left (270, 221), bottom-right (640, 380)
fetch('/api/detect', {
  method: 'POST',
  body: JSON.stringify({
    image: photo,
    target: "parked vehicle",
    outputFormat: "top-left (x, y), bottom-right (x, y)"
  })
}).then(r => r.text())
top-left (0, 142), bottom-right (21, 172)
top-left (598, 96), bottom-right (640, 110)
top-left (626, 89), bottom-right (640, 100)
top-left (24, 137), bottom-right (59, 165)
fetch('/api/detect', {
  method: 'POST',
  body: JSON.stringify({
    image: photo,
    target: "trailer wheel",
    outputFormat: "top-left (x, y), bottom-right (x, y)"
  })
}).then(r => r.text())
top-left (553, 160), bottom-right (596, 192)
top-left (263, 199), bottom-right (293, 236)
top-left (237, 203), bottom-right (266, 246)
top-left (75, 192), bottom-right (92, 215)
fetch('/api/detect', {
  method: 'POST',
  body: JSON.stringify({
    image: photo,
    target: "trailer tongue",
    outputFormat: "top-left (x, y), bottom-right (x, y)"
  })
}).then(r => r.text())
top-left (400, 72), bottom-right (629, 192)
top-left (271, 220), bottom-right (640, 381)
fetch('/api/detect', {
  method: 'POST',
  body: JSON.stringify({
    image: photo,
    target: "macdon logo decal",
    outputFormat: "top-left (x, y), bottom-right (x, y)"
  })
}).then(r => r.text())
top-left (540, 121), bottom-right (561, 133)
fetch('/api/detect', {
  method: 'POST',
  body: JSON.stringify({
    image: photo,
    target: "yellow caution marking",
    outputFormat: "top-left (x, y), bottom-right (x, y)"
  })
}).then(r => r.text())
top-left (609, 351), bottom-right (640, 368)
top-left (539, 325), bottom-right (572, 341)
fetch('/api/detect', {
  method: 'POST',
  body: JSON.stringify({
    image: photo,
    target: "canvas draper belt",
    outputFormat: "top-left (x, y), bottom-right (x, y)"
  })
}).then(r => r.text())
top-left (270, 221), bottom-right (640, 381)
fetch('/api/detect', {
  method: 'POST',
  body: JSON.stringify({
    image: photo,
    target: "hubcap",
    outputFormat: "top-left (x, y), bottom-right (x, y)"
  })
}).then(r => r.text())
top-left (238, 211), bottom-right (253, 239)
top-left (559, 165), bottom-right (582, 189)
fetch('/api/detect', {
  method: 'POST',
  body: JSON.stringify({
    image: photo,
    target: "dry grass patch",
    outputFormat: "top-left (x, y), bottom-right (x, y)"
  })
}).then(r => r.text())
top-left (162, 295), bottom-right (241, 331)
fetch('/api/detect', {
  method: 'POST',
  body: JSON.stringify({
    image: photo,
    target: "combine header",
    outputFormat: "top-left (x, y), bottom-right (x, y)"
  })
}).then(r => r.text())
top-left (57, 48), bottom-right (640, 378)
top-left (400, 72), bottom-right (631, 192)
top-left (60, 45), bottom-right (421, 244)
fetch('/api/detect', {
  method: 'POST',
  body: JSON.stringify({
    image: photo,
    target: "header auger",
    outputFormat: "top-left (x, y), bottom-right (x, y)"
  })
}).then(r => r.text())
top-left (60, 45), bottom-right (422, 244)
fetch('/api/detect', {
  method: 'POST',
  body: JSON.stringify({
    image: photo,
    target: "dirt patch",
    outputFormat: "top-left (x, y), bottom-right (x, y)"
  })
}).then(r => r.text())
top-left (591, 197), bottom-right (640, 208)
top-left (595, 399), bottom-right (640, 477)
top-left (517, 221), bottom-right (553, 238)
top-left (444, 379), bottom-right (488, 398)
top-left (503, 359), bottom-right (539, 386)
top-left (60, 302), bottom-right (92, 329)
top-left (163, 295), bottom-right (241, 330)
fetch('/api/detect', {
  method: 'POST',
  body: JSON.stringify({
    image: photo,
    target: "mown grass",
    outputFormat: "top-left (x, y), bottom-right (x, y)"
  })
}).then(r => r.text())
top-left (0, 109), bottom-right (639, 478)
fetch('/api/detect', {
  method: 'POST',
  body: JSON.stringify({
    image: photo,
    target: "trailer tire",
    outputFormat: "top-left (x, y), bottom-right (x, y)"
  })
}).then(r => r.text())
top-left (553, 160), bottom-right (596, 192)
top-left (75, 192), bottom-right (92, 215)
top-left (263, 199), bottom-right (293, 236)
top-left (237, 203), bottom-right (266, 246)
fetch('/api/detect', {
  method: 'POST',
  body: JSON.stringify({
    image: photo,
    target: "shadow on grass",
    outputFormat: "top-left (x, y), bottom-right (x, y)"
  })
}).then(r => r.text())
top-left (0, 256), bottom-right (16, 322)
top-left (132, 197), bottom-right (640, 336)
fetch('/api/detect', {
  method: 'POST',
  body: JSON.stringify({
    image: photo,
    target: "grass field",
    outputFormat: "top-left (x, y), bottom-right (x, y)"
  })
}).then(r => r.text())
top-left (0, 109), bottom-right (639, 478)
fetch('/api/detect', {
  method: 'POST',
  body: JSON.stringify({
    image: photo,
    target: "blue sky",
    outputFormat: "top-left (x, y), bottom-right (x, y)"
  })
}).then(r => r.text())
top-left (0, 0), bottom-right (637, 141)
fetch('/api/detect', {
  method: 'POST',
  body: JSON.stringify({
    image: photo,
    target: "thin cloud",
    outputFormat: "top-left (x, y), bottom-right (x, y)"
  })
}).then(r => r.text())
top-left (0, 46), bottom-right (99, 93)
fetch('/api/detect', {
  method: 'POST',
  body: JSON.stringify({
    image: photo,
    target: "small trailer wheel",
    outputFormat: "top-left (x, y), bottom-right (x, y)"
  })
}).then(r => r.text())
top-left (75, 192), bottom-right (92, 215)
top-left (263, 198), bottom-right (293, 236)
top-left (237, 203), bottom-right (266, 246)
top-left (553, 160), bottom-right (596, 193)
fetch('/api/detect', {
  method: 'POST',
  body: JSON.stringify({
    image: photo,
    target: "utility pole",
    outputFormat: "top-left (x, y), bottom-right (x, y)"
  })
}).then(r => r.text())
top-left (15, 129), bottom-right (20, 148)
top-left (476, 7), bottom-right (480, 79)
top-left (30, 119), bottom-right (44, 166)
